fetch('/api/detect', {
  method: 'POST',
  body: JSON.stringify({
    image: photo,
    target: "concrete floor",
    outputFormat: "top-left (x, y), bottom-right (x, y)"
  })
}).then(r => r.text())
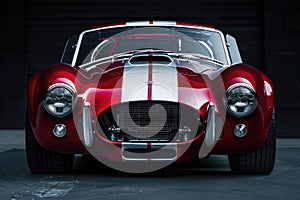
top-left (0, 130), bottom-right (300, 200)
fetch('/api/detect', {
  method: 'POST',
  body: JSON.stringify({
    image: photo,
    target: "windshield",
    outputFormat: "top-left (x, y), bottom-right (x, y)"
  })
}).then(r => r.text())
top-left (74, 26), bottom-right (229, 67)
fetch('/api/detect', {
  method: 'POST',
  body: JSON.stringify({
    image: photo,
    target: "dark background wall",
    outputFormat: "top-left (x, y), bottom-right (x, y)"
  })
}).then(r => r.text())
top-left (264, 0), bottom-right (300, 137)
top-left (0, 0), bottom-right (25, 129)
top-left (0, 0), bottom-right (299, 137)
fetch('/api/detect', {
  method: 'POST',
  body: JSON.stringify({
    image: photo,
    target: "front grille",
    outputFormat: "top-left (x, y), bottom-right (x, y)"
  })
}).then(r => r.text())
top-left (119, 101), bottom-right (179, 135)
top-left (98, 101), bottom-right (201, 142)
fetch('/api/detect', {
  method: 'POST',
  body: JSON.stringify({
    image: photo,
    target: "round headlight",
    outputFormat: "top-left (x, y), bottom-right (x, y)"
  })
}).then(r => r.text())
top-left (226, 83), bottom-right (257, 118)
top-left (43, 83), bottom-right (76, 117)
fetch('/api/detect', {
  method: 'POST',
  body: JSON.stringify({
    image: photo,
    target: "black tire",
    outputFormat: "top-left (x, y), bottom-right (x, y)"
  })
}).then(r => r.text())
top-left (228, 112), bottom-right (276, 174)
top-left (26, 117), bottom-right (74, 174)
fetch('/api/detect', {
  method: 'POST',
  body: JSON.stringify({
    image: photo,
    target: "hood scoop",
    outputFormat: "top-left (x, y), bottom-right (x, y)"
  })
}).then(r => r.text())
top-left (128, 54), bottom-right (173, 65)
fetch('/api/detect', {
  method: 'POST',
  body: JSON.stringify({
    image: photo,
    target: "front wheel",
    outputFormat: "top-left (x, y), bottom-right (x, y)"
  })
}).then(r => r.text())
top-left (26, 118), bottom-right (74, 174)
top-left (228, 117), bottom-right (276, 174)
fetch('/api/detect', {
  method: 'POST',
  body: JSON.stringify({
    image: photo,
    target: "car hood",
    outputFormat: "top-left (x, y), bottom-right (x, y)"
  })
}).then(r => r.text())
top-left (88, 54), bottom-right (224, 89)
top-left (78, 55), bottom-right (226, 111)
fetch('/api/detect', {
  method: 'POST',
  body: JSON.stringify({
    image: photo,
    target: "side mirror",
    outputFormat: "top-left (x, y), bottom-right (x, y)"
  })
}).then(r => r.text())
top-left (226, 34), bottom-right (242, 65)
top-left (60, 35), bottom-right (78, 65)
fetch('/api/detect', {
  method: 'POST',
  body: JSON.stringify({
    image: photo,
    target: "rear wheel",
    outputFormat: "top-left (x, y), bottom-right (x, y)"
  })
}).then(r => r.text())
top-left (26, 117), bottom-right (74, 173)
top-left (228, 113), bottom-right (276, 174)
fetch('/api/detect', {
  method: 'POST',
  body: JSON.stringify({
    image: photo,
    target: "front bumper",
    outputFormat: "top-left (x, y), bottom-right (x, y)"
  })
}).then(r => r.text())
top-left (31, 99), bottom-right (269, 158)
top-left (81, 101), bottom-right (216, 162)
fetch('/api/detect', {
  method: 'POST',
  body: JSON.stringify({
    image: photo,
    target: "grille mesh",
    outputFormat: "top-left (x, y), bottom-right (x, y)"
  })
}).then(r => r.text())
top-left (119, 101), bottom-right (179, 134)
top-left (98, 101), bottom-right (201, 142)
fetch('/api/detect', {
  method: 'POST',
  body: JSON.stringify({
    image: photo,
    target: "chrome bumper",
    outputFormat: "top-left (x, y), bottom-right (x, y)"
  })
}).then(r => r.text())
top-left (205, 102), bottom-right (216, 147)
top-left (83, 102), bottom-right (93, 147)
top-left (122, 143), bottom-right (177, 161)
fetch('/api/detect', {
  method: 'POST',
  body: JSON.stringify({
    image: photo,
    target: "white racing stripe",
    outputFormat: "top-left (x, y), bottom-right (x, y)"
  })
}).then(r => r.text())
top-left (121, 57), bottom-right (178, 102)
top-left (121, 62), bottom-right (149, 102)
top-left (126, 21), bottom-right (176, 26)
top-left (152, 62), bottom-right (178, 102)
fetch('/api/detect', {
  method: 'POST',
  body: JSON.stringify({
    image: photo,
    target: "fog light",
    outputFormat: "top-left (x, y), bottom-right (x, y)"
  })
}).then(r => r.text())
top-left (53, 124), bottom-right (67, 138)
top-left (233, 124), bottom-right (247, 138)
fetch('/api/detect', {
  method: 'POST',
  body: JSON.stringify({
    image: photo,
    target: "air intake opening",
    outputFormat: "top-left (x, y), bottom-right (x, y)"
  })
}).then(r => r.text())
top-left (128, 54), bottom-right (173, 65)
top-left (98, 101), bottom-right (202, 143)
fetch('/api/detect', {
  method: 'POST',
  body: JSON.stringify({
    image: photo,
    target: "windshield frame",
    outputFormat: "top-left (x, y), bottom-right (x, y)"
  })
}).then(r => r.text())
top-left (71, 24), bottom-right (231, 67)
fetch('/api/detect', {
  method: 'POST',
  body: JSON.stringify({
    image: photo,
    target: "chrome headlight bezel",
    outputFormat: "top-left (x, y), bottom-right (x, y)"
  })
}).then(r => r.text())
top-left (43, 83), bottom-right (76, 118)
top-left (225, 83), bottom-right (258, 118)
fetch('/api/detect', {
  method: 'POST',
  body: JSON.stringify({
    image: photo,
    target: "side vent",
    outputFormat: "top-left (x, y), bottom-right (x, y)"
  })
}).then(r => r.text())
top-left (128, 54), bottom-right (173, 65)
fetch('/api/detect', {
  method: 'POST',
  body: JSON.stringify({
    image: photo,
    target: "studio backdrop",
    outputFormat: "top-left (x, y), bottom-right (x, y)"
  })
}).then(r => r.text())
top-left (0, 0), bottom-right (299, 137)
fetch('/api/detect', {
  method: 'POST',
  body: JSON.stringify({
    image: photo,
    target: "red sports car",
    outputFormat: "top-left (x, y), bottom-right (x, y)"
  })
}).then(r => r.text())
top-left (26, 21), bottom-right (275, 174)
